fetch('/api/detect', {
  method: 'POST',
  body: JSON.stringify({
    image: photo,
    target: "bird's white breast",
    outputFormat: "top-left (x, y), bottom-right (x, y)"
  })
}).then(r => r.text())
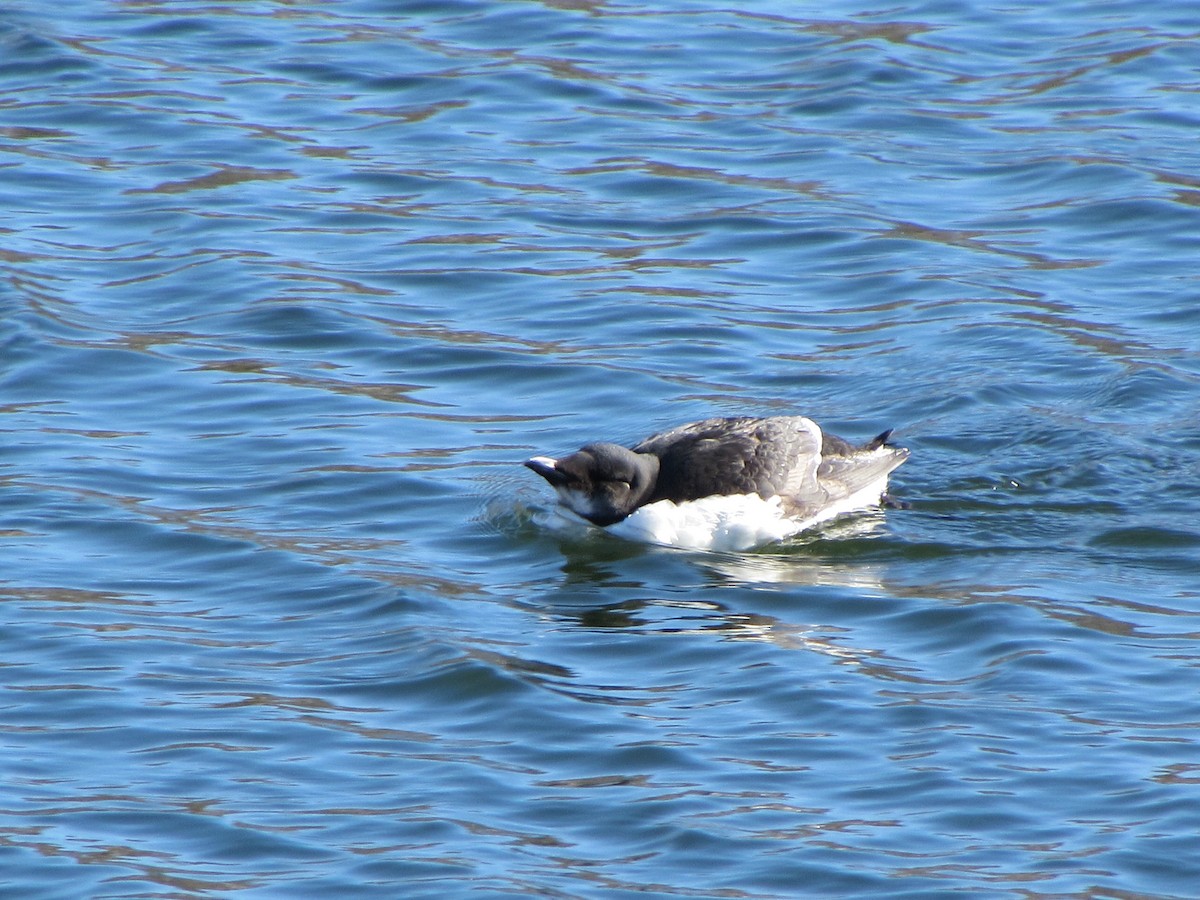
top-left (606, 471), bottom-right (893, 552)
top-left (608, 493), bottom-right (801, 552)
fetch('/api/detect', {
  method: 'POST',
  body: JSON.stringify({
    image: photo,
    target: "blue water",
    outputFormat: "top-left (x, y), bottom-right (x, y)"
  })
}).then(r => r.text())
top-left (3, 1), bottom-right (1200, 897)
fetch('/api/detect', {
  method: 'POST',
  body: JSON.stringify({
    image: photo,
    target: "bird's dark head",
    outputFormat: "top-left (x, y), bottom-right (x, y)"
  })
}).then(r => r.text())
top-left (524, 441), bottom-right (659, 526)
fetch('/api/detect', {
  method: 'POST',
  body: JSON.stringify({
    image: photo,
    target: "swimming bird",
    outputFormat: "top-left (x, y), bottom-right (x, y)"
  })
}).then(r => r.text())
top-left (524, 415), bottom-right (909, 551)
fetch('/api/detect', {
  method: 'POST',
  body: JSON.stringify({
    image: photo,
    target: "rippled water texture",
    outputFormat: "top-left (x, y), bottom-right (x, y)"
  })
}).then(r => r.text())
top-left (3, 1), bottom-right (1200, 897)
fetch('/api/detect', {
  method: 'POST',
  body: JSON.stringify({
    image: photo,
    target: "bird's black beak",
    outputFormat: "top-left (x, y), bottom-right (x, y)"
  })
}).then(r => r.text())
top-left (524, 456), bottom-right (568, 487)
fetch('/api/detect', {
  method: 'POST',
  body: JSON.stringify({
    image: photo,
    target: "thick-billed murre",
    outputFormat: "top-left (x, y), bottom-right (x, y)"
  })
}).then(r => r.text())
top-left (524, 415), bottom-right (908, 551)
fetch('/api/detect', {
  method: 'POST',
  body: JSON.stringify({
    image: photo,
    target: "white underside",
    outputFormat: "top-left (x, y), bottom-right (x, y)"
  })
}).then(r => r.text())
top-left (606, 474), bottom-right (892, 552)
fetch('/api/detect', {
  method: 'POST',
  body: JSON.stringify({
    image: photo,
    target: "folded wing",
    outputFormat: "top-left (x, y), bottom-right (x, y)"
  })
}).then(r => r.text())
top-left (635, 416), bottom-right (823, 505)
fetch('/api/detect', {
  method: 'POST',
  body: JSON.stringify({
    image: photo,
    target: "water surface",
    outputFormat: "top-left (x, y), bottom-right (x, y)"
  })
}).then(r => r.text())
top-left (3, 1), bottom-right (1200, 897)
